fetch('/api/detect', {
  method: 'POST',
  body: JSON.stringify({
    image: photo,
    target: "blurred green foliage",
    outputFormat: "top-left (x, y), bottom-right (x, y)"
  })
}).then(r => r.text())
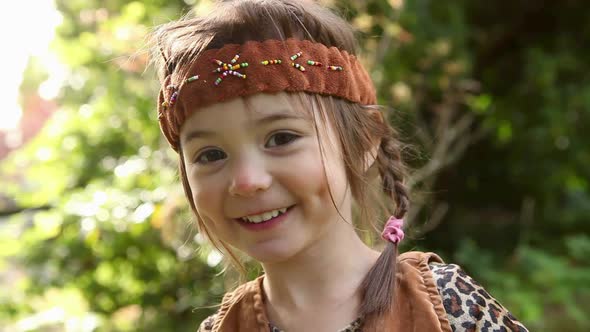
top-left (0, 0), bottom-right (589, 331)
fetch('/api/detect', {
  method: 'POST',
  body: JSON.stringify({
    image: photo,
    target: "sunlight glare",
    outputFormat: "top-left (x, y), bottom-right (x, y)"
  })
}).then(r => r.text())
top-left (0, 0), bottom-right (62, 130)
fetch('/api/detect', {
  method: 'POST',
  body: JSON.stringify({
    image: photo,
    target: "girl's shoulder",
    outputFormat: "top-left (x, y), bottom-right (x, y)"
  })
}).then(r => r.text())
top-left (196, 277), bottom-right (261, 332)
top-left (429, 262), bottom-right (529, 332)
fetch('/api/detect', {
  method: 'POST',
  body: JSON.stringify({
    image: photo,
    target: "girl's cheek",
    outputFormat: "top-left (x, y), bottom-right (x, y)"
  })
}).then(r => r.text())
top-left (286, 149), bottom-right (329, 194)
top-left (192, 176), bottom-right (224, 219)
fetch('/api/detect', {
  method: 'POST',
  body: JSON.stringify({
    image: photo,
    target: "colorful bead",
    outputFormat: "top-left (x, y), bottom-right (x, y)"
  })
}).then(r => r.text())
top-left (307, 60), bottom-right (322, 66)
top-left (228, 70), bottom-right (246, 79)
top-left (161, 101), bottom-right (168, 108)
top-left (292, 63), bottom-right (305, 72)
top-left (328, 65), bottom-right (343, 71)
top-left (169, 91), bottom-right (178, 105)
top-left (220, 70), bottom-right (246, 79)
top-left (211, 54), bottom-right (248, 86)
top-left (186, 75), bottom-right (200, 83)
top-left (213, 63), bottom-right (248, 72)
top-left (290, 52), bottom-right (302, 60)
top-left (261, 59), bottom-right (282, 65)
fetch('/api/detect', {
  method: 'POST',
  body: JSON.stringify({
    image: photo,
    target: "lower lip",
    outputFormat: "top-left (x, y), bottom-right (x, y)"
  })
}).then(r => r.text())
top-left (236, 206), bottom-right (293, 231)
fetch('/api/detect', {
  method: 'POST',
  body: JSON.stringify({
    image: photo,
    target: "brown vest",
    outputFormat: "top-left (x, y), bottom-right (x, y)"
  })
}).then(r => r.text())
top-left (210, 251), bottom-right (452, 332)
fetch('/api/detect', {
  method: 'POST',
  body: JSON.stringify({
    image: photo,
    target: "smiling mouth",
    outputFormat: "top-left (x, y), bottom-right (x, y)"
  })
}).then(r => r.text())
top-left (236, 205), bottom-right (295, 224)
top-left (238, 205), bottom-right (293, 224)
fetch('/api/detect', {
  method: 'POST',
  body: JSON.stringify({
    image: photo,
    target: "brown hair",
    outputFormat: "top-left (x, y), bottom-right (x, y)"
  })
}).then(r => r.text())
top-left (150, 0), bottom-right (409, 317)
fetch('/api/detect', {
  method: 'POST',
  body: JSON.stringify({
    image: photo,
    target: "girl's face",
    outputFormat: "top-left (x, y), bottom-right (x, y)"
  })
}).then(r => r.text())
top-left (180, 92), bottom-right (352, 263)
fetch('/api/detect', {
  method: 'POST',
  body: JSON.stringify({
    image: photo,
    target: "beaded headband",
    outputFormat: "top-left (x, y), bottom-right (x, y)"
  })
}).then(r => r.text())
top-left (157, 38), bottom-right (377, 151)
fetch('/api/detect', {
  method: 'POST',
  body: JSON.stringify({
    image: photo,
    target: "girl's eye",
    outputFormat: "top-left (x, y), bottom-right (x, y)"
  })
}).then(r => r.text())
top-left (195, 149), bottom-right (227, 164)
top-left (266, 132), bottom-right (299, 148)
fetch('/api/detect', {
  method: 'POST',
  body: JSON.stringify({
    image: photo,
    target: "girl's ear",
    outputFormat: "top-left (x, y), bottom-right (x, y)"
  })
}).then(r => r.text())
top-left (363, 108), bottom-right (384, 174)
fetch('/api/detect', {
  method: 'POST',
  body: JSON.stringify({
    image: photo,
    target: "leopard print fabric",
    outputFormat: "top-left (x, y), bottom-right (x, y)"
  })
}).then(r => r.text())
top-left (430, 263), bottom-right (529, 332)
top-left (199, 313), bottom-right (216, 332)
top-left (197, 264), bottom-right (529, 332)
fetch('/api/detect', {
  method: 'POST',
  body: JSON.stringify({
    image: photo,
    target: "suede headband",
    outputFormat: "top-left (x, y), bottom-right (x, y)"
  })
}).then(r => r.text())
top-left (157, 38), bottom-right (377, 151)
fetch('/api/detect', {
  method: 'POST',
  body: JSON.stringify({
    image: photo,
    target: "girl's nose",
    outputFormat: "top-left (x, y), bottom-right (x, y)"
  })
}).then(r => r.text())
top-left (228, 157), bottom-right (272, 197)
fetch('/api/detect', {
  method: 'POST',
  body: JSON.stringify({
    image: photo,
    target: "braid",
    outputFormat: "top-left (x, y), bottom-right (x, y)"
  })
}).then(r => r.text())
top-left (377, 128), bottom-right (410, 218)
top-left (359, 121), bottom-right (410, 318)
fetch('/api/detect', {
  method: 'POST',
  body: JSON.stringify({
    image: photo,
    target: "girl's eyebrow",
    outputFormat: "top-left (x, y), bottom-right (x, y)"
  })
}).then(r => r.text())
top-left (253, 111), bottom-right (309, 125)
top-left (183, 129), bottom-right (216, 144)
top-left (183, 111), bottom-right (308, 144)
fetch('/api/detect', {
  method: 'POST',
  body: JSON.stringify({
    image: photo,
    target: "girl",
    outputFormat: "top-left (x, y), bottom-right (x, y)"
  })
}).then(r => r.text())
top-left (151, 1), bottom-right (529, 331)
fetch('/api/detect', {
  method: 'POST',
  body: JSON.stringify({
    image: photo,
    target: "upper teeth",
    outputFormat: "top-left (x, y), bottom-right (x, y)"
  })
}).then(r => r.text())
top-left (242, 208), bottom-right (287, 223)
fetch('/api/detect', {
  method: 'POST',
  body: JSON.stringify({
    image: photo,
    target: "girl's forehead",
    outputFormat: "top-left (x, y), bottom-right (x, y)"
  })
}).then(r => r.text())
top-left (243, 93), bottom-right (312, 117)
top-left (198, 92), bottom-right (310, 118)
top-left (180, 93), bottom-right (313, 139)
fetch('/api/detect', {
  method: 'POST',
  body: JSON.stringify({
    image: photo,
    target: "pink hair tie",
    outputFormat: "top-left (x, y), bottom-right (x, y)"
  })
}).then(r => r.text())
top-left (381, 216), bottom-right (405, 244)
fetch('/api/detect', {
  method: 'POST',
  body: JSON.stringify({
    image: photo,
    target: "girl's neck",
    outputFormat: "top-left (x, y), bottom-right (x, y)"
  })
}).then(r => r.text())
top-left (260, 220), bottom-right (380, 312)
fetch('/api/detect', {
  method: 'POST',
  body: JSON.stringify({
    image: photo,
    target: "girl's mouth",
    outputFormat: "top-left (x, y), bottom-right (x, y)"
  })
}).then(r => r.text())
top-left (236, 205), bottom-right (294, 231)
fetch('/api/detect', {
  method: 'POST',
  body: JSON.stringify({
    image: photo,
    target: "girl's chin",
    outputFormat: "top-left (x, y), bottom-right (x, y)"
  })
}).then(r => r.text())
top-left (245, 242), bottom-right (301, 265)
